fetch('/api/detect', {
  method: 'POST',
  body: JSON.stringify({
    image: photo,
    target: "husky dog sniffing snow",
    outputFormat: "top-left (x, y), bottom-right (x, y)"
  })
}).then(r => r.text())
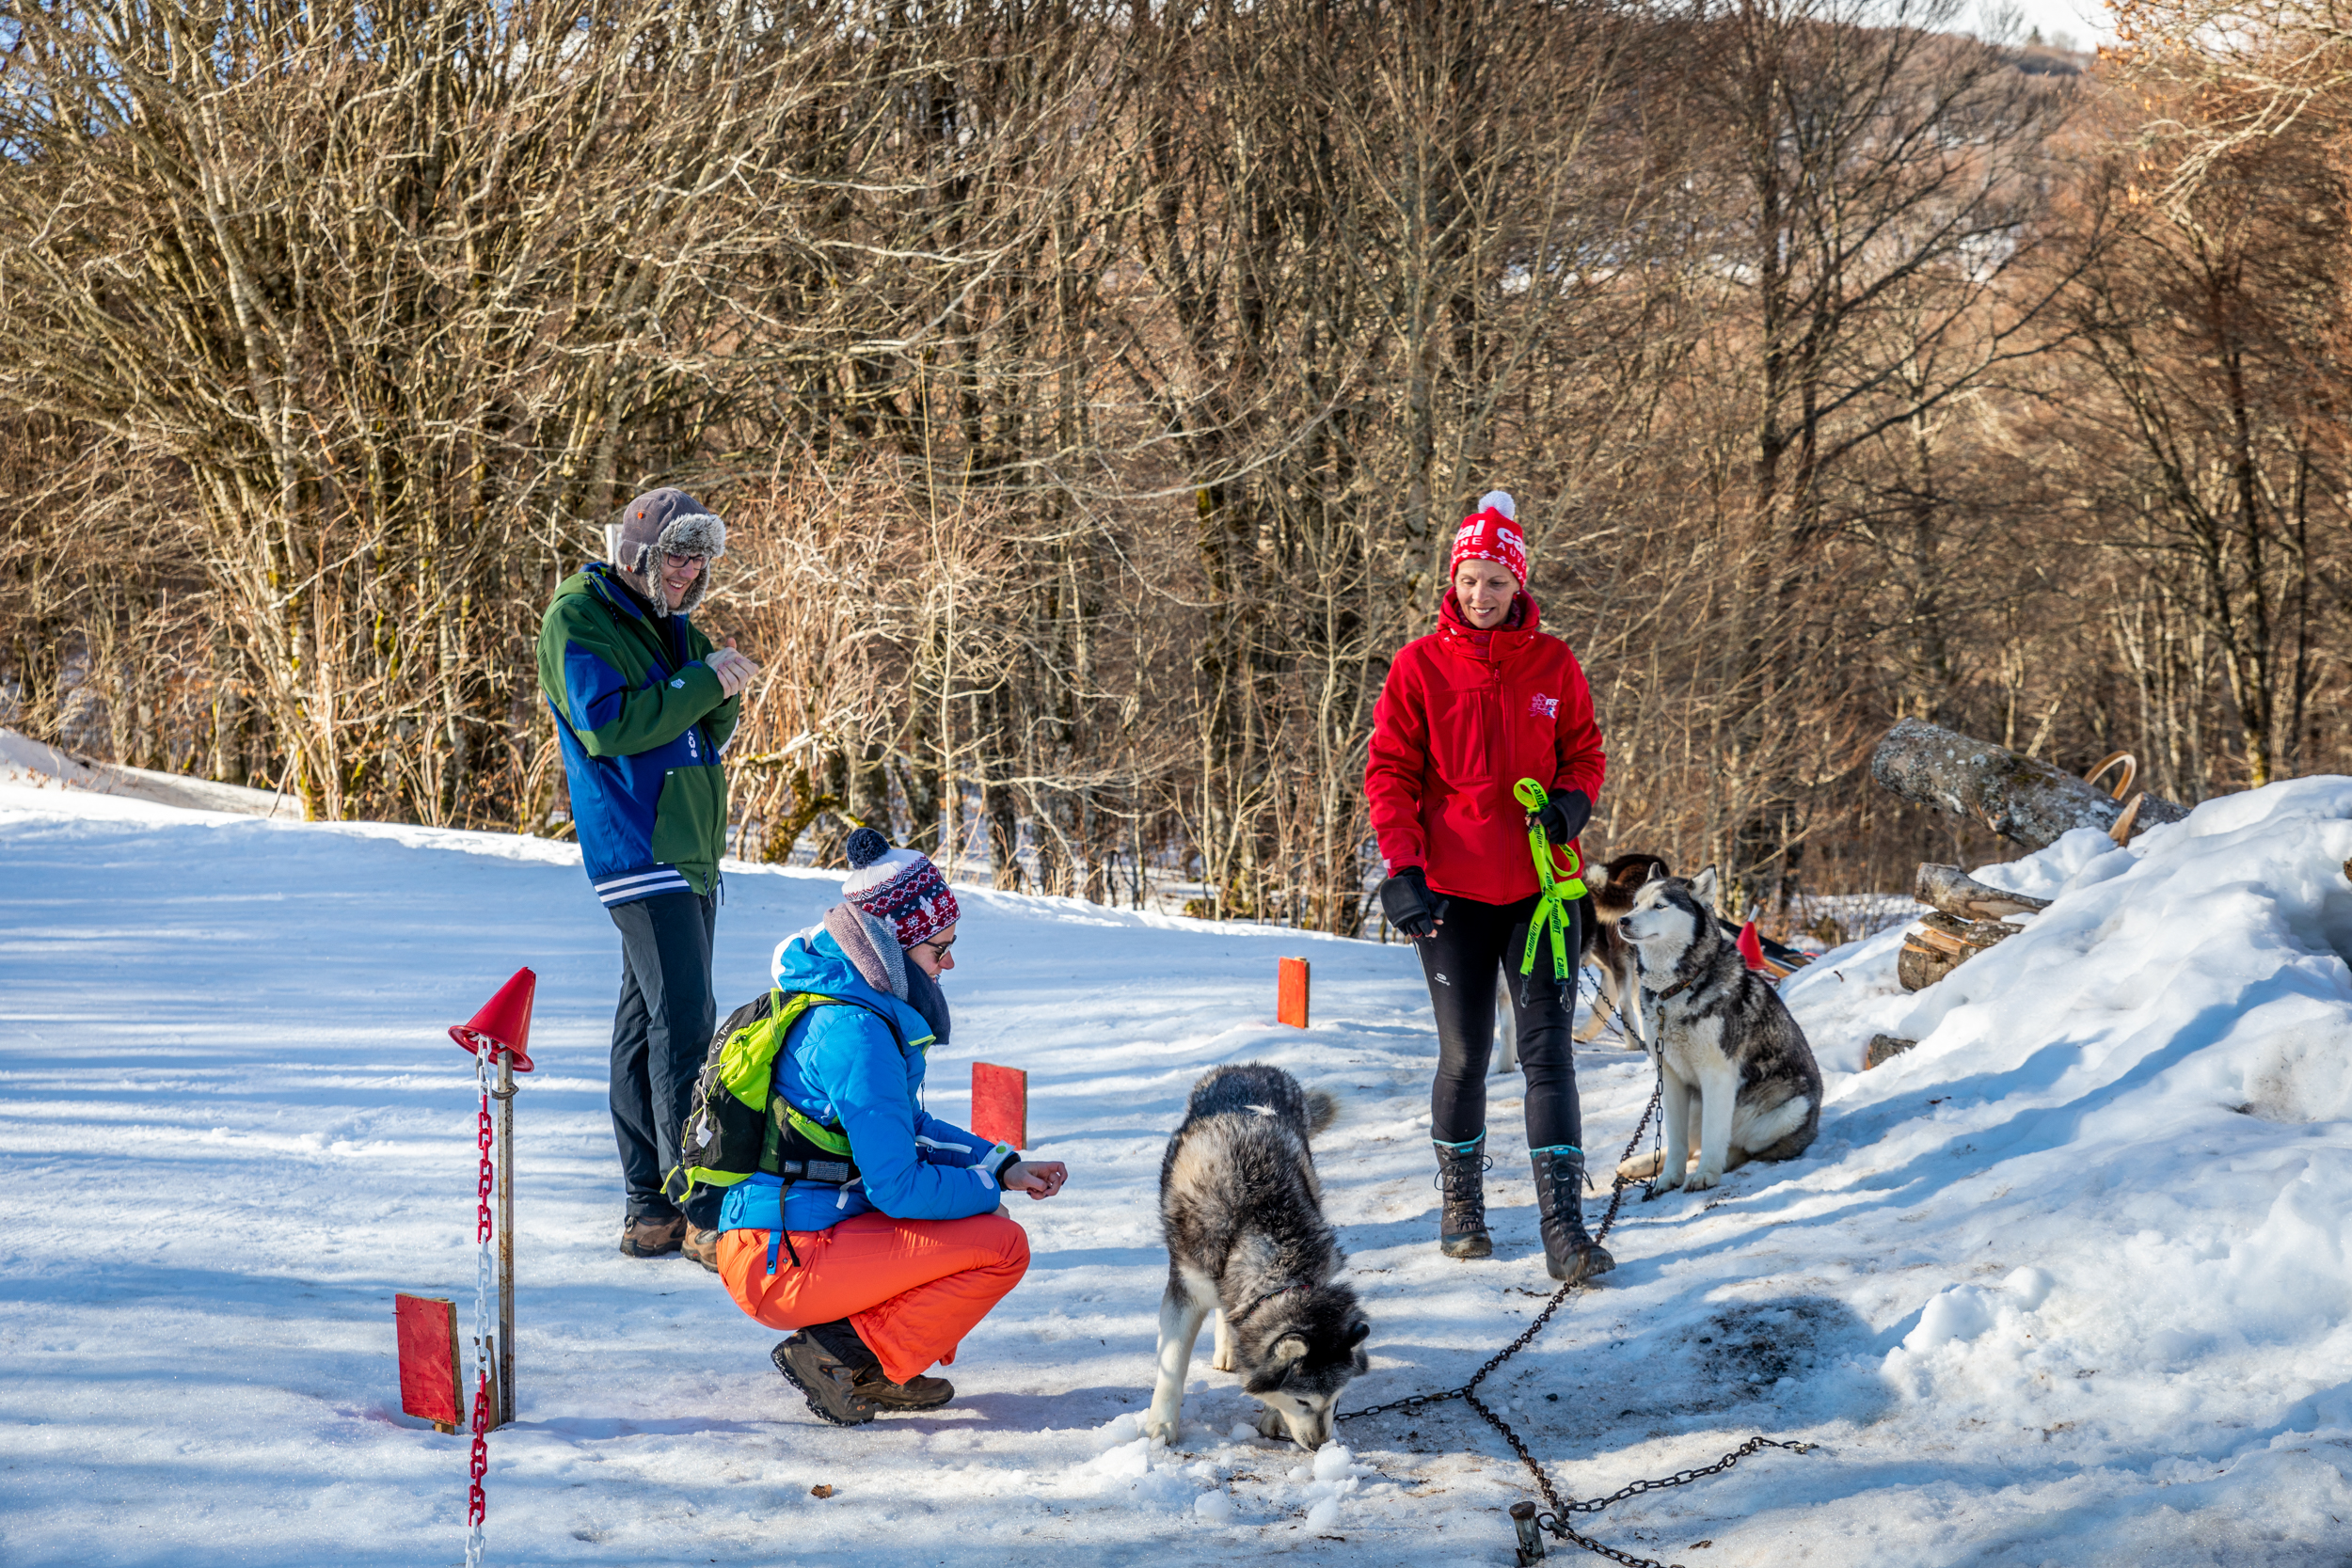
top-left (1614, 866), bottom-right (1822, 1193)
top-left (1144, 1064), bottom-right (1369, 1450)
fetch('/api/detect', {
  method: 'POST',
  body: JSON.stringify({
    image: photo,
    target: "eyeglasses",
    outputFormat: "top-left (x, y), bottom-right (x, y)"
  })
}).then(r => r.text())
top-left (914, 935), bottom-right (956, 955)
top-left (661, 551), bottom-right (705, 571)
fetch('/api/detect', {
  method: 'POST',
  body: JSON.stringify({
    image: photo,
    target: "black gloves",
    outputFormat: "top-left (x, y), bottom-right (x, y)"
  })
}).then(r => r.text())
top-left (1534, 789), bottom-right (1593, 846)
top-left (1380, 867), bottom-right (1448, 939)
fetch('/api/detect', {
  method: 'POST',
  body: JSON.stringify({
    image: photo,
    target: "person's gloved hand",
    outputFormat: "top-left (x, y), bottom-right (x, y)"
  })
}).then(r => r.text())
top-left (1534, 789), bottom-right (1593, 846)
top-left (1379, 867), bottom-right (1447, 940)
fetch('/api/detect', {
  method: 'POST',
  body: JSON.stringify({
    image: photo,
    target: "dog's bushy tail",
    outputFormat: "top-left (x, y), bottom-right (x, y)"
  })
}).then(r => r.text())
top-left (1303, 1088), bottom-right (1341, 1138)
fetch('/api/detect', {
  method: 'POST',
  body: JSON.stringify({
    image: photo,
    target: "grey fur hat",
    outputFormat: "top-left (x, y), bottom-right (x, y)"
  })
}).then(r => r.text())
top-left (605, 487), bottom-right (727, 617)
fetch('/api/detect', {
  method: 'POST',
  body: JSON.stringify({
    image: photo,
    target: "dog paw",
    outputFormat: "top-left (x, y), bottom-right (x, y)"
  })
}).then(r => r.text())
top-left (1684, 1168), bottom-right (1722, 1193)
top-left (1652, 1169), bottom-right (1684, 1192)
top-left (1211, 1351), bottom-right (1234, 1373)
top-left (1144, 1412), bottom-right (1179, 1447)
top-left (1255, 1405), bottom-right (1288, 1439)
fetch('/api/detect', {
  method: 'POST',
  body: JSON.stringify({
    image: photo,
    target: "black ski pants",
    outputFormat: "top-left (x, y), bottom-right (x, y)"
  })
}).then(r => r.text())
top-left (1415, 889), bottom-right (1595, 1154)
top-left (608, 890), bottom-right (717, 1220)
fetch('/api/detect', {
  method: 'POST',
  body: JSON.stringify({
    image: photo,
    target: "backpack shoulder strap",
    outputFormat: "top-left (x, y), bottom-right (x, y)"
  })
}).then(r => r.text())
top-left (764, 992), bottom-right (916, 1159)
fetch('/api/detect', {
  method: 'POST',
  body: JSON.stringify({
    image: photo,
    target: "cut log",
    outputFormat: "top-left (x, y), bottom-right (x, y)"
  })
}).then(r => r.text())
top-left (1897, 938), bottom-right (1958, 991)
top-left (1897, 911), bottom-right (2013, 991)
top-left (1914, 863), bottom-right (2052, 921)
top-left (1906, 920), bottom-right (1971, 958)
top-left (1870, 719), bottom-right (2188, 848)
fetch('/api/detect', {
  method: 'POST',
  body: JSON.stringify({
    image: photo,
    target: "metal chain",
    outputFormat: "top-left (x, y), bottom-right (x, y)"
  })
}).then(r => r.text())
top-left (1343, 1074), bottom-right (1810, 1567)
top-left (467, 1048), bottom-right (494, 1568)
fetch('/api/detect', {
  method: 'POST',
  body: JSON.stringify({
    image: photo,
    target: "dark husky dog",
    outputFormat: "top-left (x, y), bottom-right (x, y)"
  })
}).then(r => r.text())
top-left (1144, 1064), bottom-right (1368, 1449)
top-left (1615, 866), bottom-right (1823, 1192)
top-left (1573, 852), bottom-right (1676, 1046)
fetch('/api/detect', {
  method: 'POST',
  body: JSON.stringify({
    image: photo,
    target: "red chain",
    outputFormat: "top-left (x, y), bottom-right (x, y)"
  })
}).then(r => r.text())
top-left (468, 1073), bottom-right (493, 1532)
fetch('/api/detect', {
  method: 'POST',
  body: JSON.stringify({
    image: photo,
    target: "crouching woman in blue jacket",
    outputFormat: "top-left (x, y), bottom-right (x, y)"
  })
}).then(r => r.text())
top-left (715, 829), bottom-right (1068, 1426)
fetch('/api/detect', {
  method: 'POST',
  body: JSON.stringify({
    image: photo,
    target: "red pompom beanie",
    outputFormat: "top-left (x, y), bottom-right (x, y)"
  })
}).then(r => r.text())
top-left (841, 827), bottom-right (961, 949)
top-left (1448, 489), bottom-right (1528, 589)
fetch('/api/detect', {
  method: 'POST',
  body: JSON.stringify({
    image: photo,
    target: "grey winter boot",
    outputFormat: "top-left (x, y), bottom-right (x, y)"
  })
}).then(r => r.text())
top-left (1434, 1135), bottom-right (1494, 1259)
top-left (1530, 1146), bottom-right (1614, 1285)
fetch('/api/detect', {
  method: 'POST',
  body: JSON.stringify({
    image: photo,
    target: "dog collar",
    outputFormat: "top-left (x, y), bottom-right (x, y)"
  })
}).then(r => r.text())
top-left (1233, 1282), bottom-right (1308, 1327)
top-left (1646, 975), bottom-right (1693, 1003)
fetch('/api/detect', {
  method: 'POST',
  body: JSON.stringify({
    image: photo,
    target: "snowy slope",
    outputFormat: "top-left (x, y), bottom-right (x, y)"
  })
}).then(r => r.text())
top-left (2, 781), bottom-right (2349, 1567)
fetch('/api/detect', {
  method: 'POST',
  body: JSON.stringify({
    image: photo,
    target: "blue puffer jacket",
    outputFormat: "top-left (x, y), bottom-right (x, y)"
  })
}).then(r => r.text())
top-left (717, 927), bottom-right (1006, 1242)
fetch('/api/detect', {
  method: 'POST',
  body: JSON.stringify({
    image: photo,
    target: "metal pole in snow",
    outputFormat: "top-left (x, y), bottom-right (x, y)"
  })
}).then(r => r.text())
top-left (493, 1050), bottom-right (517, 1427)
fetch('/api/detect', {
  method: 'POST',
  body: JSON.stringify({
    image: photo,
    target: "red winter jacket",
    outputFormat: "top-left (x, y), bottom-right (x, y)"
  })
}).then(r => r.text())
top-left (1366, 591), bottom-right (1607, 907)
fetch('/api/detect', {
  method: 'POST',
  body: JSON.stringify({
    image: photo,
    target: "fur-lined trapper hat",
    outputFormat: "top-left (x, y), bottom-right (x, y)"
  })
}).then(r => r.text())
top-left (605, 486), bottom-right (727, 617)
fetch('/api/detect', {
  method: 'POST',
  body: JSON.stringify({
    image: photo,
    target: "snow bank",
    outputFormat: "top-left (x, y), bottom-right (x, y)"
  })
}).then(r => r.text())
top-left (0, 724), bottom-right (297, 816)
top-left (3, 775), bottom-right (2351, 1565)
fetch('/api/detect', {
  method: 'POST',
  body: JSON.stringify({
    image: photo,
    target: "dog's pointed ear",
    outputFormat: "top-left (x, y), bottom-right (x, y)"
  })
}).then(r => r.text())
top-left (1692, 864), bottom-right (1721, 909)
top-left (1345, 1318), bottom-right (1371, 1349)
top-left (1643, 857), bottom-right (1668, 885)
top-left (1245, 1335), bottom-right (1310, 1393)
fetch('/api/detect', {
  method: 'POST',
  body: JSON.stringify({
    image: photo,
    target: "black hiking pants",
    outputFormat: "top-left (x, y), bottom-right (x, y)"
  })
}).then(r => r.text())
top-left (1416, 890), bottom-right (1595, 1155)
top-left (608, 890), bottom-right (717, 1220)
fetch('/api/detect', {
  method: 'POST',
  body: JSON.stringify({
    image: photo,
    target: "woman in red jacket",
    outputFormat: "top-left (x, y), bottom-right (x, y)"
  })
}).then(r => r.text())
top-left (1365, 490), bottom-right (1612, 1284)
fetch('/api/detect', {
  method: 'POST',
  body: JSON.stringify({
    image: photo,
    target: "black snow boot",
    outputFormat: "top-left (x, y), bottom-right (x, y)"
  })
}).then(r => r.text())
top-left (772, 1320), bottom-right (882, 1427)
top-left (1530, 1147), bottom-right (1614, 1285)
top-left (1433, 1135), bottom-right (1494, 1259)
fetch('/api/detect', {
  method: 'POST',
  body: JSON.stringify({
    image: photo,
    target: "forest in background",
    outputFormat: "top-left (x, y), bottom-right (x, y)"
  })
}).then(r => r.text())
top-left (0, 0), bottom-right (2343, 936)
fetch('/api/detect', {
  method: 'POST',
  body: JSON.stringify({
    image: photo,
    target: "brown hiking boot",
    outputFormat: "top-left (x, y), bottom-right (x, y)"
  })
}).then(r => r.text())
top-left (851, 1366), bottom-right (955, 1411)
top-left (772, 1330), bottom-right (882, 1427)
top-left (680, 1224), bottom-right (722, 1273)
top-left (618, 1213), bottom-right (686, 1258)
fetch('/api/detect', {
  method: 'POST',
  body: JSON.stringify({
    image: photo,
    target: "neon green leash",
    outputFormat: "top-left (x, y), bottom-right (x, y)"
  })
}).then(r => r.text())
top-left (1514, 778), bottom-right (1588, 980)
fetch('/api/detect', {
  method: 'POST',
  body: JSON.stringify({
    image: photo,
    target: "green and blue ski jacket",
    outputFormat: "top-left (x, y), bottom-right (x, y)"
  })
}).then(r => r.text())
top-left (536, 562), bottom-right (741, 906)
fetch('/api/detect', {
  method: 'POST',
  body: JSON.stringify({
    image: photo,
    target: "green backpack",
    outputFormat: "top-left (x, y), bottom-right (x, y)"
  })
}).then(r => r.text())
top-left (662, 987), bottom-right (908, 1210)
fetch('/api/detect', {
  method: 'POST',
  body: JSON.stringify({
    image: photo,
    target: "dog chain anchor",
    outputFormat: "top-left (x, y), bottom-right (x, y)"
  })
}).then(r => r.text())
top-left (1342, 803), bottom-right (1813, 1568)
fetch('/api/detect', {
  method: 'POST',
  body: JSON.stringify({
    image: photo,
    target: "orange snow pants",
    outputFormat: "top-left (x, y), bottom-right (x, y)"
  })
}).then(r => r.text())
top-left (718, 1212), bottom-right (1030, 1386)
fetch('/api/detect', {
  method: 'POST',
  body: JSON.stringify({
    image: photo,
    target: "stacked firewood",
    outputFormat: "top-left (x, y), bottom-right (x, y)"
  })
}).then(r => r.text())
top-left (1896, 863), bottom-right (2052, 991)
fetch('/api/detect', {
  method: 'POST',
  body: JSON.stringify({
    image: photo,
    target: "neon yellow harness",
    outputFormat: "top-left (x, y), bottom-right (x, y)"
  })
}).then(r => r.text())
top-left (1513, 778), bottom-right (1588, 980)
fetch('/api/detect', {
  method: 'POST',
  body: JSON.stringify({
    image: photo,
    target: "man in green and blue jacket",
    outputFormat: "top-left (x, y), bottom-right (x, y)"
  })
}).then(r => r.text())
top-left (536, 486), bottom-right (756, 1263)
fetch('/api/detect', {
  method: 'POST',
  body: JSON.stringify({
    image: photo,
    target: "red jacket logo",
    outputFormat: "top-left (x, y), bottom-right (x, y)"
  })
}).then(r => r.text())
top-left (1529, 693), bottom-right (1559, 720)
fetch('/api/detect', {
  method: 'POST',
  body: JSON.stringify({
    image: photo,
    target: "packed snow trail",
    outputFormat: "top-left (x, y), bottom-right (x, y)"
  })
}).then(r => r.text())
top-left (2, 780), bottom-right (2349, 1566)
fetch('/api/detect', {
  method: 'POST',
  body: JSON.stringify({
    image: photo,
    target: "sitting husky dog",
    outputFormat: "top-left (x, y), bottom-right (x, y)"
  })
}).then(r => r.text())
top-left (1614, 867), bottom-right (1822, 1193)
top-left (1145, 1064), bottom-right (1369, 1449)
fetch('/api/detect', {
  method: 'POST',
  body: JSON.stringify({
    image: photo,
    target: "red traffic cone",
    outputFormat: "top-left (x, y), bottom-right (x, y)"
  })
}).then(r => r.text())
top-left (1736, 920), bottom-right (1765, 973)
top-left (451, 967), bottom-right (537, 1073)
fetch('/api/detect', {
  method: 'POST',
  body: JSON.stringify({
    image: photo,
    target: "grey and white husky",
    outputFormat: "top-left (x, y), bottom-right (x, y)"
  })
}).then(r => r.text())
top-left (1574, 852), bottom-right (1676, 1046)
top-left (1614, 867), bottom-right (1823, 1193)
top-left (1144, 1064), bottom-right (1369, 1449)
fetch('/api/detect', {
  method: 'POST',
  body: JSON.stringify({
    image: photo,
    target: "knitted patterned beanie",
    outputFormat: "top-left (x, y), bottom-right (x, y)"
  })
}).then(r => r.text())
top-left (1449, 488), bottom-right (1528, 589)
top-left (841, 828), bottom-right (961, 950)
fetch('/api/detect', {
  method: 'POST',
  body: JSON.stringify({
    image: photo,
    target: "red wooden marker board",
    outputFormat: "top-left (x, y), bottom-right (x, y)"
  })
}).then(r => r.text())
top-left (395, 1292), bottom-right (463, 1433)
top-left (971, 1062), bottom-right (1027, 1148)
top-left (1278, 957), bottom-right (1311, 1029)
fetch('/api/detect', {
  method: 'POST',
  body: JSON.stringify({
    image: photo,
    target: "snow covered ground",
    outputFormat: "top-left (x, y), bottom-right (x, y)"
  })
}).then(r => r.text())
top-left (3, 779), bottom-right (2350, 1567)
